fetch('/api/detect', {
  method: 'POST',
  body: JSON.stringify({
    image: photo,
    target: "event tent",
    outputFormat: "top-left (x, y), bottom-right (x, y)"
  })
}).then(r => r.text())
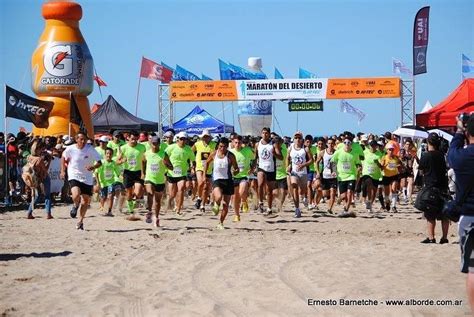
top-left (416, 78), bottom-right (474, 128)
top-left (92, 95), bottom-right (158, 133)
top-left (163, 106), bottom-right (234, 134)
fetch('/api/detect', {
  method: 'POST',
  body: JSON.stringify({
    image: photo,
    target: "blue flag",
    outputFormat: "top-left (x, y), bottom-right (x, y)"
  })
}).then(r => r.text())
top-left (201, 74), bottom-right (213, 80)
top-left (172, 64), bottom-right (201, 81)
top-left (219, 59), bottom-right (232, 80)
top-left (299, 68), bottom-right (317, 79)
top-left (274, 68), bottom-right (284, 79)
top-left (218, 59), bottom-right (266, 80)
top-left (462, 54), bottom-right (474, 77)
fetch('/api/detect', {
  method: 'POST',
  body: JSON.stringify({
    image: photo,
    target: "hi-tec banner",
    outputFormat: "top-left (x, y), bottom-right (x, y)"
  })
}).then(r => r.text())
top-left (170, 78), bottom-right (400, 102)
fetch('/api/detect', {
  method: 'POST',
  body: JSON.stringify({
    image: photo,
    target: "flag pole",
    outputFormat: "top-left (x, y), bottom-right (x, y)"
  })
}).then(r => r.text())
top-left (412, 73), bottom-right (416, 125)
top-left (4, 84), bottom-right (9, 205)
top-left (221, 102), bottom-right (226, 137)
top-left (231, 102), bottom-right (235, 133)
top-left (135, 57), bottom-right (143, 116)
top-left (94, 67), bottom-right (104, 102)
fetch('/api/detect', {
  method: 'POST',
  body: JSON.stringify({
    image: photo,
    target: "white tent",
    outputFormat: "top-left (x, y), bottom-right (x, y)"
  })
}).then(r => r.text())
top-left (420, 100), bottom-right (433, 113)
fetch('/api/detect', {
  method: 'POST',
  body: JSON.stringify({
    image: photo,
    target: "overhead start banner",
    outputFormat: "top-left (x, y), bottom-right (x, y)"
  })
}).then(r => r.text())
top-left (170, 77), bottom-right (400, 102)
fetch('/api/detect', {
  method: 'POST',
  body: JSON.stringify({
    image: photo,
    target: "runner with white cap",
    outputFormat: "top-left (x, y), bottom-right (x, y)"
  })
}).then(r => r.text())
top-left (192, 129), bottom-right (216, 214)
top-left (163, 131), bottom-right (196, 215)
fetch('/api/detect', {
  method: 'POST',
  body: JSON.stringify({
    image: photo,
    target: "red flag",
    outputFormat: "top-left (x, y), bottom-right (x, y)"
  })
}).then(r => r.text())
top-left (140, 57), bottom-right (173, 83)
top-left (93, 74), bottom-right (107, 87)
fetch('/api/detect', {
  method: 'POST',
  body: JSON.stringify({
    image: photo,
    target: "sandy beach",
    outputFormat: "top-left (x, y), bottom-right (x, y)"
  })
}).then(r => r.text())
top-left (0, 198), bottom-right (469, 316)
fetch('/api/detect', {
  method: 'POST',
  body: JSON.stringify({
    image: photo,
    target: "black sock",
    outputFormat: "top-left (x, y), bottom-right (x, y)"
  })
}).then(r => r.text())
top-left (378, 194), bottom-right (384, 207)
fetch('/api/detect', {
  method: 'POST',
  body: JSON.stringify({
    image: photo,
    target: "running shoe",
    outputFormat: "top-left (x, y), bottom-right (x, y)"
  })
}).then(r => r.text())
top-left (70, 205), bottom-right (78, 218)
top-left (391, 207), bottom-right (398, 213)
top-left (308, 204), bottom-right (314, 211)
top-left (76, 222), bottom-right (84, 230)
top-left (303, 197), bottom-right (308, 208)
top-left (233, 215), bottom-right (241, 222)
top-left (258, 202), bottom-right (265, 213)
top-left (195, 198), bottom-right (202, 209)
top-left (145, 212), bottom-right (153, 223)
top-left (439, 238), bottom-right (449, 244)
top-left (265, 207), bottom-right (273, 216)
top-left (216, 222), bottom-right (225, 230)
top-left (242, 201), bottom-right (249, 213)
top-left (153, 216), bottom-right (160, 228)
top-left (212, 203), bottom-right (220, 216)
top-left (420, 238), bottom-right (436, 244)
top-left (294, 208), bottom-right (301, 218)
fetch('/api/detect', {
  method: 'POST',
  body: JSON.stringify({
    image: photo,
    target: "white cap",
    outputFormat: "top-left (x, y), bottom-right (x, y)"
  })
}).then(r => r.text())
top-left (200, 129), bottom-right (211, 138)
top-left (360, 134), bottom-right (368, 141)
top-left (62, 135), bottom-right (70, 141)
top-left (99, 135), bottom-right (109, 143)
top-left (164, 131), bottom-right (174, 137)
top-left (176, 131), bottom-right (188, 139)
top-left (55, 144), bottom-right (63, 150)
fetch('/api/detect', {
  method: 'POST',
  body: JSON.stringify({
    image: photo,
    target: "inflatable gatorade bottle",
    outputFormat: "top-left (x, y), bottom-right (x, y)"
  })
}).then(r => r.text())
top-left (31, 1), bottom-right (94, 138)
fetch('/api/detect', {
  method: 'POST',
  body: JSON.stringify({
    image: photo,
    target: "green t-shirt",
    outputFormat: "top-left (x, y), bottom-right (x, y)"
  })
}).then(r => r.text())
top-left (337, 142), bottom-right (364, 160)
top-left (107, 140), bottom-right (125, 159)
top-left (230, 146), bottom-right (255, 179)
top-left (362, 150), bottom-right (383, 180)
top-left (165, 143), bottom-right (195, 177)
top-left (331, 149), bottom-right (360, 181)
top-left (97, 160), bottom-right (120, 187)
top-left (120, 143), bottom-right (146, 172)
top-left (276, 143), bottom-right (288, 180)
top-left (308, 146), bottom-right (317, 172)
top-left (144, 150), bottom-right (166, 185)
top-left (142, 141), bottom-right (151, 152)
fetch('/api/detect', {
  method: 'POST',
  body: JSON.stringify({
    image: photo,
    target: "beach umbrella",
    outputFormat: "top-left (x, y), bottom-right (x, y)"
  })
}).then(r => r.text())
top-left (392, 126), bottom-right (428, 139)
top-left (428, 129), bottom-right (453, 142)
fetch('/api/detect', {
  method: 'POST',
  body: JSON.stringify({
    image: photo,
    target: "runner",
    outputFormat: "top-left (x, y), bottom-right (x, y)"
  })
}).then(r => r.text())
top-left (107, 130), bottom-right (125, 159)
top-left (117, 131), bottom-right (146, 218)
top-left (204, 137), bottom-right (239, 229)
top-left (60, 131), bottom-right (102, 230)
top-left (360, 140), bottom-right (383, 212)
top-left (273, 136), bottom-right (288, 213)
top-left (230, 135), bottom-right (255, 222)
top-left (332, 137), bottom-right (361, 217)
top-left (142, 136), bottom-right (167, 227)
top-left (304, 135), bottom-right (317, 209)
top-left (380, 143), bottom-right (402, 212)
top-left (287, 131), bottom-right (313, 218)
top-left (163, 131), bottom-right (195, 216)
top-left (192, 129), bottom-right (216, 213)
top-left (255, 127), bottom-right (283, 215)
top-left (316, 138), bottom-right (337, 213)
top-left (399, 138), bottom-right (418, 204)
top-left (95, 135), bottom-right (109, 211)
top-left (96, 147), bottom-right (121, 216)
top-left (312, 137), bottom-right (326, 209)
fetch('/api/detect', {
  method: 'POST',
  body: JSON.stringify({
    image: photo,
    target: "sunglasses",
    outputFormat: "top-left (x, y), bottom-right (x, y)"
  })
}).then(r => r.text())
top-left (343, 141), bottom-right (352, 145)
top-left (387, 148), bottom-right (394, 151)
top-left (179, 137), bottom-right (186, 141)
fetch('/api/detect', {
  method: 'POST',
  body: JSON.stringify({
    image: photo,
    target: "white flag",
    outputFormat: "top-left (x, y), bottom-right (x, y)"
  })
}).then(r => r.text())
top-left (340, 100), bottom-right (366, 124)
top-left (392, 58), bottom-right (412, 75)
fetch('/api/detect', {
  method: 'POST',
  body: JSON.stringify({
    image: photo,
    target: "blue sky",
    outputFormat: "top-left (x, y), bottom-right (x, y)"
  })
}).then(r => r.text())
top-left (1, 0), bottom-right (473, 136)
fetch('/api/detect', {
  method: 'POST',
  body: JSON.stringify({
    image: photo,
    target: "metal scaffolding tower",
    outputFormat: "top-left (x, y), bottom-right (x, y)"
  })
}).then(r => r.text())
top-left (400, 79), bottom-right (416, 127)
top-left (157, 84), bottom-right (174, 137)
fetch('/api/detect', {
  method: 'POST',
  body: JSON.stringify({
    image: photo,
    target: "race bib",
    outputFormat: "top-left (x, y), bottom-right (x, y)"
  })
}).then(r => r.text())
top-left (150, 163), bottom-right (159, 173)
top-left (218, 161), bottom-right (227, 169)
top-left (238, 163), bottom-right (245, 172)
top-left (173, 167), bottom-right (182, 176)
top-left (129, 158), bottom-right (137, 169)
top-left (342, 162), bottom-right (351, 172)
top-left (276, 160), bottom-right (283, 169)
top-left (367, 165), bottom-right (376, 174)
top-left (388, 162), bottom-right (397, 170)
top-left (104, 169), bottom-right (114, 180)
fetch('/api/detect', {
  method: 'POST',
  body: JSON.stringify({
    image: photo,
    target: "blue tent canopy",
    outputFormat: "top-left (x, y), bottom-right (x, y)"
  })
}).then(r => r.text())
top-left (163, 106), bottom-right (234, 134)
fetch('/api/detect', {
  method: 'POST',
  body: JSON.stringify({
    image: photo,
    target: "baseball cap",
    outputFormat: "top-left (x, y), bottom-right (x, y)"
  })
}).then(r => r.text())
top-left (360, 134), bottom-right (368, 142)
top-left (294, 131), bottom-right (303, 138)
top-left (386, 143), bottom-right (395, 149)
top-left (112, 130), bottom-right (121, 137)
top-left (164, 131), bottom-right (174, 138)
top-left (369, 140), bottom-right (378, 147)
top-left (200, 129), bottom-right (211, 138)
top-left (176, 131), bottom-right (188, 139)
top-left (99, 135), bottom-right (109, 143)
top-left (151, 136), bottom-right (160, 143)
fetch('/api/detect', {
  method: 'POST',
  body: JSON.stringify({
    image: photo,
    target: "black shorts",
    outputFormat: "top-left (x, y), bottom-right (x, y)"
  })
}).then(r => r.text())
top-left (167, 175), bottom-right (187, 184)
top-left (423, 208), bottom-right (448, 221)
top-left (233, 177), bottom-right (248, 187)
top-left (321, 178), bottom-right (337, 191)
top-left (69, 179), bottom-right (93, 196)
top-left (8, 166), bottom-right (18, 182)
top-left (338, 180), bottom-right (355, 193)
top-left (361, 175), bottom-right (380, 188)
top-left (399, 171), bottom-right (414, 179)
top-left (275, 178), bottom-right (288, 190)
top-left (213, 179), bottom-right (234, 196)
top-left (145, 180), bottom-right (165, 192)
top-left (123, 170), bottom-right (144, 189)
top-left (257, 168), bottom-right (276, 182)
top-left (382, 175), bottom-right (399, 186)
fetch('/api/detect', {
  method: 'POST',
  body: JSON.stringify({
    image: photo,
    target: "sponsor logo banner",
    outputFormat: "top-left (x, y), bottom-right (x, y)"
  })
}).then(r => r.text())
top-left (326, 78), bottom-right (400, 99)
top-left (6, 85), bottom-right (54, 128)
top-left (236, 79), bottom-right (327, 100)
top-left (288, 101), bottom-right (323, 112)
top-left (170, 80), bottom-right (238, 102)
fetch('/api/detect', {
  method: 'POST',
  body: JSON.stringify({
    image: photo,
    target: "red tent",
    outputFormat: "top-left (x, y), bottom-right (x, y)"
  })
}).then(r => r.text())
top-left (416, 78), bottom-right (474, 128)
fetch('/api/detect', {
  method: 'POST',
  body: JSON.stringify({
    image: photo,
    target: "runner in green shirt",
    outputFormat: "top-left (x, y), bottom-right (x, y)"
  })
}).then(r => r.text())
top-left (361, 140), bottom-right (384, 212)
top-left (96, 148), bottom-right (122, 216)
top-left (117, 131), bottom-right (146, 216)
top-left (273, 137), bottom-right (288, 213)
top-left (230, 135), bottom-right (256, 221)
top-left (142, 136), bottom-right (166, 227)
top-left (332, 138), bottom-right (361, 217)
top-left (163, 131), bottom-right (196, 215)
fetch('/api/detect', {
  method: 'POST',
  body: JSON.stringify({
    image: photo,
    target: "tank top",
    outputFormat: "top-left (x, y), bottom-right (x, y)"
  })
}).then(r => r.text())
top-left (213, 152), bottom-right (231, 181)
top-left (290, 144), bottom-right (307, 175)
top-left (195, 140), bottom-right (216, 173)
top-left (257, 140), bottom-right (275, 172)
top-left (322, 149), bottom-right (336, 179)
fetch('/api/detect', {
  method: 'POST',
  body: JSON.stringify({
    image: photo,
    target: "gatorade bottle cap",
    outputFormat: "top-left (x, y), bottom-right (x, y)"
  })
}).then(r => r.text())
top-left (42, 1), bottom-right (82, 21)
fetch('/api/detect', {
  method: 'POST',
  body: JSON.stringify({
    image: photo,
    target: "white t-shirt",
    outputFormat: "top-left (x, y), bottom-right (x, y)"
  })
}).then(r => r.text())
top-left (62, 144), bottom-right (101, 185)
